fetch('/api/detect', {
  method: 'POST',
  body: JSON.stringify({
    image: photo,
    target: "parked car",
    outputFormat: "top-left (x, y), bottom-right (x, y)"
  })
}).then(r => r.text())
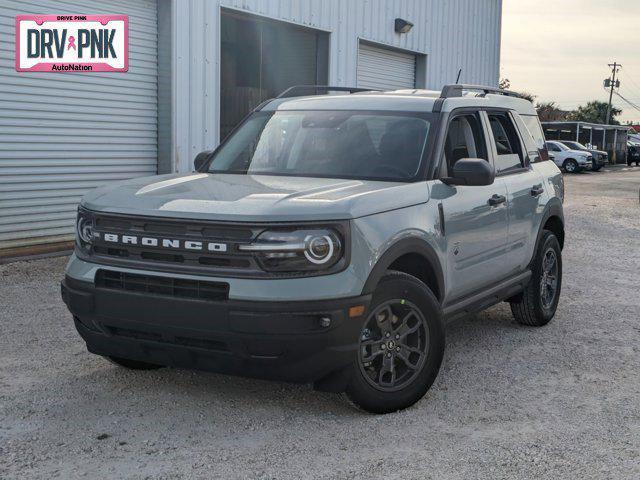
top-left (545, 140), bottom-right (593, 173)
top-left (61, 84), bottom-right (565, 414)
top-left (560, 140), bottom-right (607, 171)
top-left (627, 142), bottom-right (640, 166)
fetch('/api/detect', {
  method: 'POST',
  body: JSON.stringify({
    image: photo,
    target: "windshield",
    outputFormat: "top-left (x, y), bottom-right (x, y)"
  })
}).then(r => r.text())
top-left (564, 141), bottom-right (587, 150)
top-left (207, 111), bottom-right (433, 181)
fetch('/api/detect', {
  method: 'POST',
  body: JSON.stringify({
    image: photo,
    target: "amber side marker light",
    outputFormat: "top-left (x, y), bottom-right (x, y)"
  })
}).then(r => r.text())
top-left (349, 305), bottom-right (366, 318)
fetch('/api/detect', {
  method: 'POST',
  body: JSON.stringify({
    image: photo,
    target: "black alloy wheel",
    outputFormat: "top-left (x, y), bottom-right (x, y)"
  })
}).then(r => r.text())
top-left (358, 299), bottom-right (429, 392)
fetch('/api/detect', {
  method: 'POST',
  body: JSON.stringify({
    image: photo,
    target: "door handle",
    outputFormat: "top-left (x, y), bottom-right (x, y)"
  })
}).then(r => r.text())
top-left (488, 194), bottom-right (506, 206)
top-left (530, 184), bottom-right (544, 196)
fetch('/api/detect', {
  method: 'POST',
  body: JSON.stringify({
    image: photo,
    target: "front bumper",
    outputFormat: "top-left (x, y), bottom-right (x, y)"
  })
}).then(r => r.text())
top-left (61, 276), bottom-right (371, 386)
top-left (578, 159), bottom-right (592, 169)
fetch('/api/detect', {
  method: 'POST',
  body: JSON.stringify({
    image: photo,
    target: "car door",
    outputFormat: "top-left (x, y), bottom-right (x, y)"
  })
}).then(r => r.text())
top-left (486, 110), bottom-right (546, 276)
top-left (432, 110), bottom-right (510, 302)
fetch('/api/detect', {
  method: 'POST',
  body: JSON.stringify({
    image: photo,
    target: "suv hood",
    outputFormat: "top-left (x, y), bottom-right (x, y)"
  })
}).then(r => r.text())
top-left (82, 173), bottom-right (430, 222)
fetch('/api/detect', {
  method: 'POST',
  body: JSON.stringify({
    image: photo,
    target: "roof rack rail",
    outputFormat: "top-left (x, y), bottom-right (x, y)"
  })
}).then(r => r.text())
top-left (440, 84), bottom-right (522, 99)
top-left (276, 85), bottom-right (376, 99)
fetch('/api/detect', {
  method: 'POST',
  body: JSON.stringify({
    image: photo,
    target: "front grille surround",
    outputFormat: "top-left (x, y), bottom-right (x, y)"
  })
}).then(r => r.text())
top-left (77, 210), bottom-right (350, 279)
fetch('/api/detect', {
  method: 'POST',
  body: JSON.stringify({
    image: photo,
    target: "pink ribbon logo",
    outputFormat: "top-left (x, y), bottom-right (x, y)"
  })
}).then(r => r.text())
top-left (67, 35), bottom-right (76, 50)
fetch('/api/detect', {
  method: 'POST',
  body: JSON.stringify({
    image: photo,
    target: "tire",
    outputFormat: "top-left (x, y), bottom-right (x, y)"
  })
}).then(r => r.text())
top-left (563, 159), bottom-right (578, 173)
top-left (344, 271), bottom-right (445, 414)
top-left (591, 165), bottom-right (602, 172)
top-left (510, 231), bottom-right (562, 327)
top-left (106, 356), bottom-right (164, 370)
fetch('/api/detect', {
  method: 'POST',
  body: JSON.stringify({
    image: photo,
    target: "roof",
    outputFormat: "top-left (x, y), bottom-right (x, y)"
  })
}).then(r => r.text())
top-left (262, 88), bottom-right (537, 115)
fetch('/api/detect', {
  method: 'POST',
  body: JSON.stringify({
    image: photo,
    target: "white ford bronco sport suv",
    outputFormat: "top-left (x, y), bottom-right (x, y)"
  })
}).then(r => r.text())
top-left (61, 84), bottom-right (565, 413)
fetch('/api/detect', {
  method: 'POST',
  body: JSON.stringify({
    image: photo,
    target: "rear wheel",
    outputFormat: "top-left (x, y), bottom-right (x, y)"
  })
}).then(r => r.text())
top-left (563, 159), bottom-right (578, 173)
top-left (345, 271), bottom-right (445, 414)
top-left (510, 231), bottom-right (562, 327)
top-left (106, 356), bottom-right (164, 370)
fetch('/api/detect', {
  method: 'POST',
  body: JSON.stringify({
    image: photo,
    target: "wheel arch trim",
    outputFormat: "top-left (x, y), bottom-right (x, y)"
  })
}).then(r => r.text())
top-left (534, 199), bottom-right (565, 258)
top-left (361, 237), bottom-right (445, 301)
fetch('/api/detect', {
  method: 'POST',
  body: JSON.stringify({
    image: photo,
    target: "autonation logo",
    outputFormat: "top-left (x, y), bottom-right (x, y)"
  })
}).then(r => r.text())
top-left (15, 15), bottom-right (128, 72)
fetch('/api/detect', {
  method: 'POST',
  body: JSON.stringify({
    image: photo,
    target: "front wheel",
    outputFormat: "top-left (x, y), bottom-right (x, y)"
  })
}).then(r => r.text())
top-left (563, 159), bottom-right (578, 173)
top-left (344, 271), bottom-right (445, 414)
top-left (591, 164), bottom-right (602, 172)
top-left (510, 230), bottom-right (562, 327)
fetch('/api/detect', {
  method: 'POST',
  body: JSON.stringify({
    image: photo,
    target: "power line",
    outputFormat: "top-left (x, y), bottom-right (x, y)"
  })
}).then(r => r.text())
top-left (613, 90), bottom-right (640, 115)
top-left (619, 69), bottom-right (640, 96)
top-left (623, 72), bottom-right (640, 97)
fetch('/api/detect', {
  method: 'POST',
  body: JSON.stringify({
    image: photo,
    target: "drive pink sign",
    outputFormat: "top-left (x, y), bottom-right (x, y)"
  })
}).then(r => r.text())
top-left (15, 15), bottom-right (128, 72)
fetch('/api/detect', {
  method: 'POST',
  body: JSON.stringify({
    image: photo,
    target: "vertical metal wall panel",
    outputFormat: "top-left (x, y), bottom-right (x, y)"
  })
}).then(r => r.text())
top-left (0, 0), bottom-right (158, 249)
top-left (168, 0), bottom-right (502, 173)
top-left (357, 42), bottom-right (416, 90)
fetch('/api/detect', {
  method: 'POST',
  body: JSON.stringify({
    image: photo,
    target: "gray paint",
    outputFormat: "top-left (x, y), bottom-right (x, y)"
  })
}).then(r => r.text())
top-left (67, 91), bottom-right (563, 306)
top-left (81, 173), bottom-right (430, 222)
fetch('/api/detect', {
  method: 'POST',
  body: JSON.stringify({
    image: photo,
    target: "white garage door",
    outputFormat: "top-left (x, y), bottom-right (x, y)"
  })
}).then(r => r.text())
top-left (357, 42), bottom-right (416, 91)
top-left (0, 0), bottom-right (158, 251)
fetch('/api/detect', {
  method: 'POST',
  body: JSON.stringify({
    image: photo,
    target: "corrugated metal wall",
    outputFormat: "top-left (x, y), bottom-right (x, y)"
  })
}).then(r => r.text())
top-left (0, 0), bottom-right (158, 250)
top-left (357, 42), bottom-right (416, 90)
top-left (164, 0), bottom-right (502, 173)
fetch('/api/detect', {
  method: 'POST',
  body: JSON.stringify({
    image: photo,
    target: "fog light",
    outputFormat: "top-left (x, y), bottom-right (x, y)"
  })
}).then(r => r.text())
top-left (319, 317), bottom-right (331, 328)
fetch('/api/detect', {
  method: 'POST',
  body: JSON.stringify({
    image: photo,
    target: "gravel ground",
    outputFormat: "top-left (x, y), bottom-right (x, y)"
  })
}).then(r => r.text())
top-left (1, 167), bottom-right (639, 479)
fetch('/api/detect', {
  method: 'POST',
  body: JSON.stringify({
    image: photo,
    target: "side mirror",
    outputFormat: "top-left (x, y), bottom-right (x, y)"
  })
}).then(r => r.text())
top-left (442, 158), bottom-right (495, 186)
top-left (194, 150), bottom-right (213, 172)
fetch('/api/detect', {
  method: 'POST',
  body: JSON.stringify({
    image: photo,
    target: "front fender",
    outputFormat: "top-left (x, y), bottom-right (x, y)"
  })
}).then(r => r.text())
top-left (361, 236), bottom-right (445, 299)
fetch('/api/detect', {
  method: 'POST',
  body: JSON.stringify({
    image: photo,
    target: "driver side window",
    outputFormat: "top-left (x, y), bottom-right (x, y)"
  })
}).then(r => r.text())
top-left (444, 113), bottom-right (488, 175)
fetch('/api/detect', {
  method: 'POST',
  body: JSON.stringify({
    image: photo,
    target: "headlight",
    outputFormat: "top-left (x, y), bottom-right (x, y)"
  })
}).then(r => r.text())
top-left (76, 207), bottom-right (95, 251)
top-left (239, 228), bottom-right (343, 272)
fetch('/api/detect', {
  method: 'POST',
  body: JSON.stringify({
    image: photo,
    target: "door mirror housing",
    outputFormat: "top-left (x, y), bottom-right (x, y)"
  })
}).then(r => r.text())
top-left (194, 150), bottom-right (213, 172)
top-left (442, 158), bottom-right (495, 186)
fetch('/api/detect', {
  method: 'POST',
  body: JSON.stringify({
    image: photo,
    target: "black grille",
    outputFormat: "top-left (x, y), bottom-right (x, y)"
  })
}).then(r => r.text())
top-left (95, 270), bottom-right (229, 301)
top-left (88, 212), bottom-right (264, 276)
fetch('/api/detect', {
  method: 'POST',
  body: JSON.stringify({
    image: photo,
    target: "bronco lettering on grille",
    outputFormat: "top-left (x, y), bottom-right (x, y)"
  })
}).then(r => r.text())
top-left (100, 233), bottom-right (227, 252)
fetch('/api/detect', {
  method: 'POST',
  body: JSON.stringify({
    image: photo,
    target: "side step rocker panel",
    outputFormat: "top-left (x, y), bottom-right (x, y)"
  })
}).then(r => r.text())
top-left (442, 270), bottom-right (532, 323)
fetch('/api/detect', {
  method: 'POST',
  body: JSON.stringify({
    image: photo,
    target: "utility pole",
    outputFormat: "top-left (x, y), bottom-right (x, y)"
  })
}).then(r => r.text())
top-left (605, 62), bottom-right (621, 125)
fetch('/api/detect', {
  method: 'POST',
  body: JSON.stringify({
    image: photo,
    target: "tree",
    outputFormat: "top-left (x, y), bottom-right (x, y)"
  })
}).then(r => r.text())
top-left (536, 101), bottom-right (568, 122)
top-left (518, 92), bottom-right (536, 103)
top-left (568, 101), bottom-right (622, 125)
top-left (498, 78), bottom-right (534, 102)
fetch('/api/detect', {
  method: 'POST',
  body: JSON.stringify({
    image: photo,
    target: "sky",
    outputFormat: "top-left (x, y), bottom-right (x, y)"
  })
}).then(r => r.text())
top-left (501, 0), bottom-right (640, 124)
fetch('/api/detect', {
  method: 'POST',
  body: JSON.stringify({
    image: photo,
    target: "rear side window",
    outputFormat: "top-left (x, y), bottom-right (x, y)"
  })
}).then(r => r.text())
top-left (487, 113), bottom-right (524, 174)
top-left (521, 114), bottom-right (549, 163)
top-left (513, 113), bottom-right (547, 163)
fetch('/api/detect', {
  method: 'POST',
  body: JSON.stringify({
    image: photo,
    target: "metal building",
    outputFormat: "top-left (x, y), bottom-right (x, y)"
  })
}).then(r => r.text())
top-left (0, 0), bottom-right (503, 256)
top-left (542, 121), bottom-right (629, 164)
